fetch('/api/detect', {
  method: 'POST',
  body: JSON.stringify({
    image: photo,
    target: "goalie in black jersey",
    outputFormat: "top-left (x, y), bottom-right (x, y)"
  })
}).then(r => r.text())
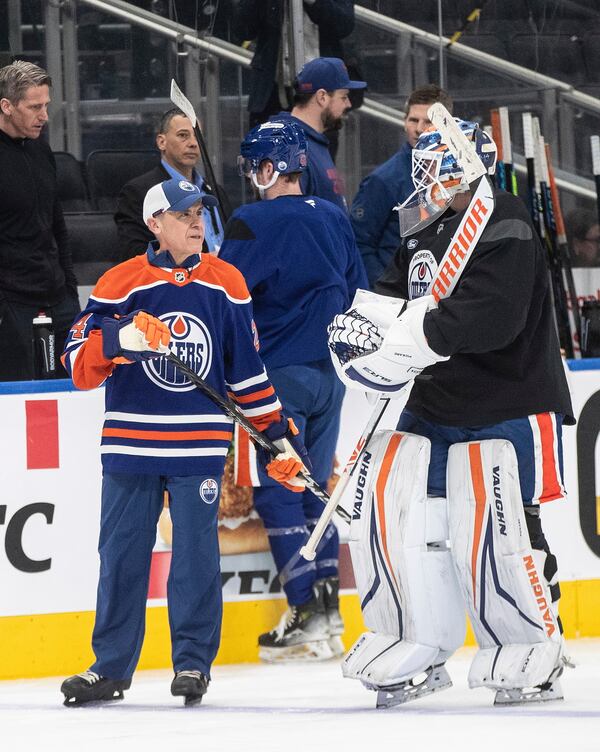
top-left (327, 112), bottom-right (574, 708)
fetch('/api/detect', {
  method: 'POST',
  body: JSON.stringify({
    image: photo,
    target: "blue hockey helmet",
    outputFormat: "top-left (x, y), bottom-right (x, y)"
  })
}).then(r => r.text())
top-left (398, 119), bottom-right (497, 236)
top-left (237, 121), bottom-right (308, 193)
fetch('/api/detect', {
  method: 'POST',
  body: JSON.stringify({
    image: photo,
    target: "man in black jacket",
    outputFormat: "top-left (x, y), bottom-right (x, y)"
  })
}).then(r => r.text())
top-left (114, 108), bottom-right (229, 261)
top-left (0, 60), bottom-right (80, 381)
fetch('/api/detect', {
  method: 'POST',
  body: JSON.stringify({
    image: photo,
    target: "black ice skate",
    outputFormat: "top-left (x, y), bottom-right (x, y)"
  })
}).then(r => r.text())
top-left (171, 670), bottom-right (209, 707)
top-left (258, 586), bottom-right (332, 662)
top-left (320, 576), bottom-right (345, 657)
top-left (61, 670), bottom-right (131, 707)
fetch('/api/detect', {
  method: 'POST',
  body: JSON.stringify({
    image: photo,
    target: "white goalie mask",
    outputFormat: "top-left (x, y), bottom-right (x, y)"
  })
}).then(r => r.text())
top-left (398, 119), bottom-right (497, 237)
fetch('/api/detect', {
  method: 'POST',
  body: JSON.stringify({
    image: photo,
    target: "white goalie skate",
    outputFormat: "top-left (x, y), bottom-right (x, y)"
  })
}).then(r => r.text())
top-left (375, 664), bottom-right (453, 709)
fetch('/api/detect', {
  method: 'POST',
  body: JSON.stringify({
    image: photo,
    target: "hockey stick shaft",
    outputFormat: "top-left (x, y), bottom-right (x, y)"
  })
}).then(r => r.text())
top-left (490, 109), bottom-right (506, 191)
top-left (170, 79), bottom-right (230, 223)
top-left (523, 112), bottom-right (542, 236)
top-left (165, 352), bottom-right (350, 523)
top-left (534, 126), bottom-right (574, 357)
top-left (299, 106), bottom-right (495, 561)
top-left (301, 115), bottom-right (495, 560)
top-left (499, 106), bottom-right (518, 196)
top-left (591, 135), bottom-right (600, 229)
top-left (545, 142), bottom-right (582, 350)
top-left (299, 396), bottom-right (391, 561)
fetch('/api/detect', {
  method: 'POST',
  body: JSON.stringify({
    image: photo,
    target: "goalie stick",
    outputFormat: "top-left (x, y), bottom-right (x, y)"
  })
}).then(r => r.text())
top-left (165, 351), bottom-right (350, 524)
top-left (170, 79), bottom-right (230, 223)
top-left (299, 105), bottom-right (495, 561)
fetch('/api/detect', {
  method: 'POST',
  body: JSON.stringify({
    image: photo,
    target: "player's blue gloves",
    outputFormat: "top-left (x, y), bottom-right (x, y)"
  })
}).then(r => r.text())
top-left (102, 311), bottom-right (171, 364)
top-left (260, 415), bottom-right (312, 492)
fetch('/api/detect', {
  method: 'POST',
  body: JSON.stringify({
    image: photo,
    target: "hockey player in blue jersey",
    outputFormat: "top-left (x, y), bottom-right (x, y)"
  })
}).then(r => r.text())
top-left (219, 121), bottom-right (368, 661)
top-left (59, 178), bottom-right (310, 706)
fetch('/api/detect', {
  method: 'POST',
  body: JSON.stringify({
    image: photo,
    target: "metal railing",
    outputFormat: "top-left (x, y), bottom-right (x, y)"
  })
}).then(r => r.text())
top-left (43, 0), bottom-right (600, 202)
top-left (354, 5), bottom-right (600, 116)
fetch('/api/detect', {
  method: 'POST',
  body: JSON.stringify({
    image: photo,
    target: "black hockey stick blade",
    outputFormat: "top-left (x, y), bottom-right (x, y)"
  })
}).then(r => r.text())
top-left (165, 352), bottom-right (350, 523)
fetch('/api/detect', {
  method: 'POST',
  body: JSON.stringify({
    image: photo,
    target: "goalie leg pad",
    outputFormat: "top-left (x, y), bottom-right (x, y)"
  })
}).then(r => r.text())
top-left (447, 439), bottom-right (564, 692)
top-left (345, 430), bottom-right (465, 693)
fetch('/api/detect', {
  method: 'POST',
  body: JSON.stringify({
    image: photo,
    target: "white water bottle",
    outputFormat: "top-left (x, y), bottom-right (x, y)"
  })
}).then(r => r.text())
top-left (32, 311), bottom-right (56, 379)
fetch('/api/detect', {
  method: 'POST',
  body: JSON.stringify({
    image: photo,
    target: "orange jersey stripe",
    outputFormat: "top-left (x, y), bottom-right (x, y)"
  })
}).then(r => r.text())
top-left (468, 442), bottom-right (487, 610)
top-left (535, 413), bottom-right (562, 503)
top-left (229, 385), bottom-right (276, 404)
top-left (375, 433), bottom-right (403, 592)
top-left (102, 428), bottom-right (232, 442)
top-left (235, 426), bottom-right (253, 486)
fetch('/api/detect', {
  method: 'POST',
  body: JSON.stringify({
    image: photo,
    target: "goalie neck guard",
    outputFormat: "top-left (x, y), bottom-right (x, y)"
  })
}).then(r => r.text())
top-left (398, 119), bottom-right (497, 237)
top-left (237, 121), bottom-right (308, 197)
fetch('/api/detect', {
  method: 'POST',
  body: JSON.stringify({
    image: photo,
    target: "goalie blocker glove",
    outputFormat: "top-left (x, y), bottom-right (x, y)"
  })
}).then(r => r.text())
top-left (102, 310), bottom-right (171, 363)
top-left (328, 295), bottom-right (448, 393)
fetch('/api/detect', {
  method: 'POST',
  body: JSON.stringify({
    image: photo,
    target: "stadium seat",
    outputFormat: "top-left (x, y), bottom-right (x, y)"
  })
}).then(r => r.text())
top-left (85, 149), bottom-right (159, 211)
top-left (509, 33), bottom-right (586, 86)
top-left (583, 33), bottom-right (600, 83)
top-left (53, 151), bottom-right (91, 212)
top-left (65, 212), bottom-right (120, 286)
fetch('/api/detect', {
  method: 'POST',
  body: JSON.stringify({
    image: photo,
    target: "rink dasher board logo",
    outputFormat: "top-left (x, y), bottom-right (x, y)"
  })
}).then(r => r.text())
top-left (0, 502), bottom-right (55, 573)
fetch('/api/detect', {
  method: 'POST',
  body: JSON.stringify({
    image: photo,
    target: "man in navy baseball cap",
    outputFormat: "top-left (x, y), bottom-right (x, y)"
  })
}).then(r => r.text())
top-left (270, 57), bottom-right (367, 212)
top-left (294, 57), bottom-right (367, 95)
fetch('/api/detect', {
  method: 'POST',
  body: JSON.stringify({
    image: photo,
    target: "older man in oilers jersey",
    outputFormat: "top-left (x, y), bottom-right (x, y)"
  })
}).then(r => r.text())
top-left (59, 178), bottom-right (308, 708)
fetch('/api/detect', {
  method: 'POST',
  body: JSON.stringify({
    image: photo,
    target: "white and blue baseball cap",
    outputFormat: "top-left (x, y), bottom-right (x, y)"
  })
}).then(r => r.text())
top-left (143, 178), bottom-right (218, 221)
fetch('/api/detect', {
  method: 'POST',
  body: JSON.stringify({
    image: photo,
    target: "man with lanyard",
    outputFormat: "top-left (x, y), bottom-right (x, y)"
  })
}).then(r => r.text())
top-left (115, 107), bottom-right (227, 260)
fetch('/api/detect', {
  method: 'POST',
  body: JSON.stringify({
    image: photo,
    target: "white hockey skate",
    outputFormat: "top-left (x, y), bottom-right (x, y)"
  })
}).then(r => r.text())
top-left (373, 664), bottom-right (453, 709)
top-left (492, 652), bottom-right (574, 706)
top-left (494, 680), bottom-right (564, 706)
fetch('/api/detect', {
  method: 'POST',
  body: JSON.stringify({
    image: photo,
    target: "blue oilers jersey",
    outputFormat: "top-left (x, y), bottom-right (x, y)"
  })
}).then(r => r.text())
top-left (219, 194), bottom-right (368, 368)
top-left (62, 249), bottom-right (281, 475)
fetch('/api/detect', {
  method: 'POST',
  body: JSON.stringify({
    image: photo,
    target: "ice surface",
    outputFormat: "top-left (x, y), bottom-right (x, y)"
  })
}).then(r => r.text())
top-left (1, 641), bottom-right (598, 752)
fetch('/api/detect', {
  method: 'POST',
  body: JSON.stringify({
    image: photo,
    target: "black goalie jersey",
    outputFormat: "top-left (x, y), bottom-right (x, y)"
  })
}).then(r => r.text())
top-left (375, 190), bottom-right (574, 427)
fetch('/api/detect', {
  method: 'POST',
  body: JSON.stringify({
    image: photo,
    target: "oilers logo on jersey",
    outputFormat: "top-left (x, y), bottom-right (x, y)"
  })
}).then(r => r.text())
top-left (143, 311), bottom-right (213, 392)
top-left (408, 250), bottom-right (437, 300)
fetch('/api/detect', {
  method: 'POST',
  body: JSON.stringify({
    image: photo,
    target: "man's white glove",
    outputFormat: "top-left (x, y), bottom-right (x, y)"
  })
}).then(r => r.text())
top-left (328, 294), bottom-right (449, 393)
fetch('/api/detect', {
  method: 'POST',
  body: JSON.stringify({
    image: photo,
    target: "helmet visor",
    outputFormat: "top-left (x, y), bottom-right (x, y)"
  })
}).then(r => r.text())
top-left (397, 182), bottom-right (453, 237)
